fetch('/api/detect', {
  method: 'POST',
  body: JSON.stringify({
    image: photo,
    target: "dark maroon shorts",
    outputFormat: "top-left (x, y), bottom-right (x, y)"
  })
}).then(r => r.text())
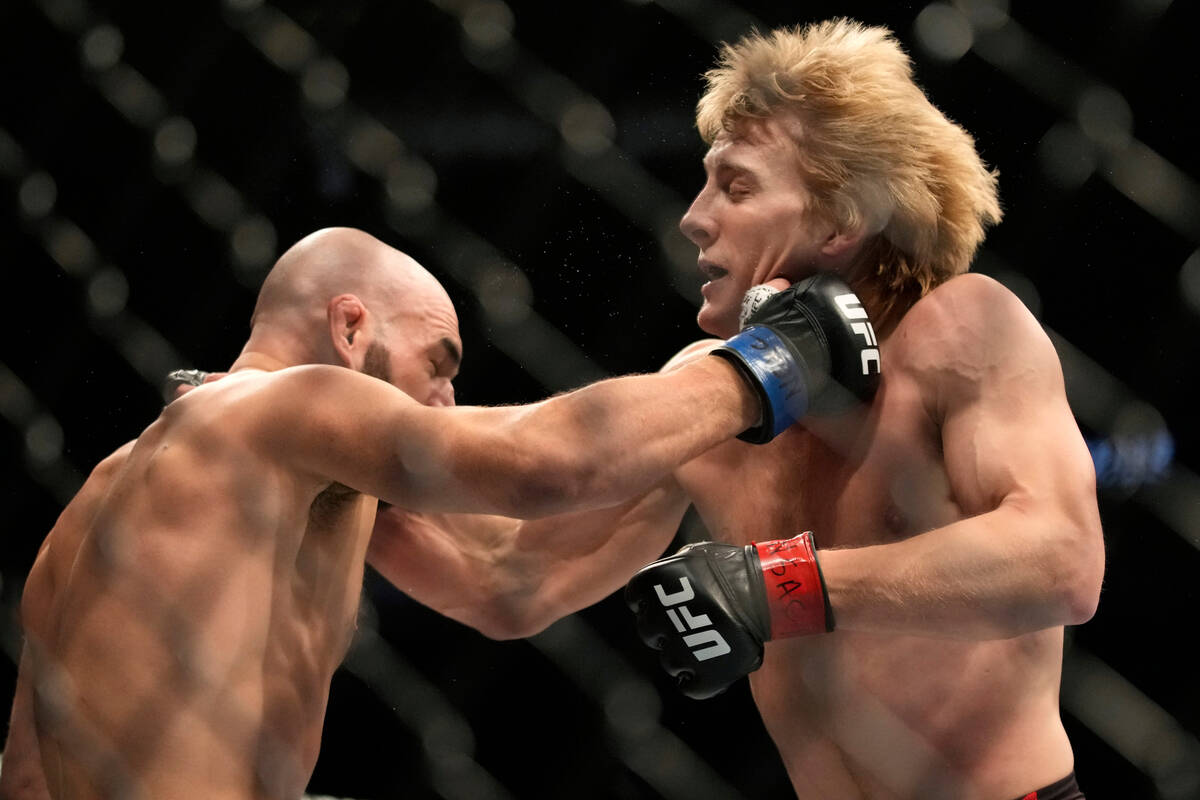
top-left (1012, 772), bottom-right (1085, 800)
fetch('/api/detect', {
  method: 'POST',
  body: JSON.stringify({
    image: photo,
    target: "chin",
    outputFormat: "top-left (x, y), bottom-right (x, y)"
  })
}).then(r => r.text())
top-left (696, 304), bottom-right (738, 339)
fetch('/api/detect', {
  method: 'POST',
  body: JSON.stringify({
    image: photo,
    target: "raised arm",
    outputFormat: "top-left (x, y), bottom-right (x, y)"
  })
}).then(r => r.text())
top-left (820, 275), bottom-right (1104, 638)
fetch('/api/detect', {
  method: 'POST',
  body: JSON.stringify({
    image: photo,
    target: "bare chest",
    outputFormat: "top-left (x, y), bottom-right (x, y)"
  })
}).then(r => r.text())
top-left (678, 370), bottom-right (959, 549)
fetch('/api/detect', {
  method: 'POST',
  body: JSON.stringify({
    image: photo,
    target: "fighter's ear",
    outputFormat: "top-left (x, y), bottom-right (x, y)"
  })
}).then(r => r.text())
top-left (820, 226), bottom-right (867, 261)
top-left (327, 294), bottom-right (367, 367)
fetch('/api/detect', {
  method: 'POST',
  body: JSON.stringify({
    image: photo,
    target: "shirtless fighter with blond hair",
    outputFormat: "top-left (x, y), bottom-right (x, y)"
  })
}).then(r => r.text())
top-left (0, 225), bottom-right (879, 799)
top-left (365, 20), bottom-right (1105, 800)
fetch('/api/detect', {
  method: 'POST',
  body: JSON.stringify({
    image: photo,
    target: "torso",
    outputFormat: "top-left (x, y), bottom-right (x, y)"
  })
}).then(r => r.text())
top-left (21, 372), bottom-right (375, 800)
top-left (675, 282), bottom-right (1074, 800)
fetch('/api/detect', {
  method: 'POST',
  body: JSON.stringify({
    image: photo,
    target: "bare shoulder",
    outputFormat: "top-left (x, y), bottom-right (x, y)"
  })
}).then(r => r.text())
top-left (61, 439), bottom-right (136, 526)
top-left (893, 274), bottom-right (1053, 370)
top-left (889, 274), bottom-right (1062, 412)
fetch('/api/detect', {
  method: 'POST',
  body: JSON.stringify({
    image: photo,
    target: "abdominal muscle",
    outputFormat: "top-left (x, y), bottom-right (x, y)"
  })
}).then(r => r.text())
top-left (749, 629), bottom-right (1073, 800)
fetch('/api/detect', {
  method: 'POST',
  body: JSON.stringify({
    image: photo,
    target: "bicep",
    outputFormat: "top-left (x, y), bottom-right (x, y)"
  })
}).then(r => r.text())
top-left (932, 297), bottom-right (1096, 522)
top-left (258, 366), bottom-right (537, 514)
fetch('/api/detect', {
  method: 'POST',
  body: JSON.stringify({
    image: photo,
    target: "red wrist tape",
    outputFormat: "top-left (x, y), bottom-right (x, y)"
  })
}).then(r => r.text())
top-left (753, 532), bottom-right (834, 638)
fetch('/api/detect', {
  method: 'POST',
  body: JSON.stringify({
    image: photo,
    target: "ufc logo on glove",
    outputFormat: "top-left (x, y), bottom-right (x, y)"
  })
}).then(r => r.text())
top-left (653, 577), bottom-right (732, 662)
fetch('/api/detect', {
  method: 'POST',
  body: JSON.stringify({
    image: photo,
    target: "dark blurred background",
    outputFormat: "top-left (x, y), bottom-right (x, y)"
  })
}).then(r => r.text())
top-left (2, 0), bottom-right (1198, 798)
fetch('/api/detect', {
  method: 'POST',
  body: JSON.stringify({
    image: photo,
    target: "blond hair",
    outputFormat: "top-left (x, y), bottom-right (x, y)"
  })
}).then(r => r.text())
top-left (697, 19), bottom-right (1001, 308)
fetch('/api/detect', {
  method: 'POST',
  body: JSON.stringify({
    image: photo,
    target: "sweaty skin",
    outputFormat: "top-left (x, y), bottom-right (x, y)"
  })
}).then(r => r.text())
top-left (0, 227), bottom-right (764, 800)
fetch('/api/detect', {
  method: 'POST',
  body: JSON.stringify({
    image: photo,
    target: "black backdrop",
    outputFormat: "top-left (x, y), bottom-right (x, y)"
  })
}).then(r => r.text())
top-left (2, 0), bottom-right (1198, 798)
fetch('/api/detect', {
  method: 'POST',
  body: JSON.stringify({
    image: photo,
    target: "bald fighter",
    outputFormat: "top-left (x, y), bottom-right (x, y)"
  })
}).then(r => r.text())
top-left (0, 225), bottom-right (858, 800)
top-left (368, 21), bottom-right (1104, 800)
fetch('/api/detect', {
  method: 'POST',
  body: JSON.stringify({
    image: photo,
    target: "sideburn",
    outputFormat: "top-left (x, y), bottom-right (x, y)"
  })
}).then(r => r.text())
top-left (362, 341), bottom-right (392, 383)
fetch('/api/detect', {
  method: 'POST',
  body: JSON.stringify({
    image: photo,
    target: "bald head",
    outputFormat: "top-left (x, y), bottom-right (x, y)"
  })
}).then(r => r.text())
top-left (234, 228), bottom-right (460, 402)
top-left (251, 227), bottom-right (445, 331)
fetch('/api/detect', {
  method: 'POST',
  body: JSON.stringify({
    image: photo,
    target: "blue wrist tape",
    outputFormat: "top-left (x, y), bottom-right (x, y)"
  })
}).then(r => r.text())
top-left (719, 325), bottom-right (809, 439)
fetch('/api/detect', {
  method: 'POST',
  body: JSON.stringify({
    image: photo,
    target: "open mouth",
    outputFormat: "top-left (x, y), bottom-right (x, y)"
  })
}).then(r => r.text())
top-left (699, 261), bottom-right (728, 281)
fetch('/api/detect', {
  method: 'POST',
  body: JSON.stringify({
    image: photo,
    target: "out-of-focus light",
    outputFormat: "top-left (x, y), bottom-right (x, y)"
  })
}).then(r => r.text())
top-left (385, 158), bottom-right (437, 214)
top-left (954, 0), bottom-right (1010, 32)
top-left (25, 414), bottom-right (64, 467)
top-left (186, 173), bottom-right (246, 230)
top-left (1125, 0), bottom-right (1174, 16)
top-left (914, 3), bottom-right (974, 62)
top-left (1178, 248), bottom-right (1200, 316)
top-left (100, 66), bottom-right (167, 129)
top-left (474, 261), bottom-right (533, 326)
top-left (1077, 85), bottom-right (1134, 153)
top-left (79, 24), bottom-right (123, 71)
top-left (231, 215), bottom-right (278, 274)
top-left (603, 679), bottom-right (661, 740)
top-left (86, 267), bottom-right (129, 318)
top-left (47, 220), bottom-right (97, 277)
top-left (346, 120), bottom-right (404, 177)
top-left (18, 171), bottom-right (57, 218)
top-left (0, 128), bottom-right (24, 177)
top-left (261, 16), bottom-right (316, 72)
top-left (0, 367), bottom-right (37, 425)
top-left (461, 0), bottom-right (514, 50)
top-left (154, 116), bottom-right (198, 167)
top-left (302, 58), bottom-right (350, 110)
top-left (560, 100), bottom-right (615, 156)
top-left (661, 217), bottom-right (700, 290)
top-left (39, 0), bottom-right (88, 32)
top-left (1088, 401), bottom-right (1174, 490)
top-left (1037, 122), bottom-right (1097, 189)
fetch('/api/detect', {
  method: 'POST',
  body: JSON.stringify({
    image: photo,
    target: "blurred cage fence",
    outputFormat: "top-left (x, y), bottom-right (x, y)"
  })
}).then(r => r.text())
top-left (1, 0), bottom-right (1199, 797)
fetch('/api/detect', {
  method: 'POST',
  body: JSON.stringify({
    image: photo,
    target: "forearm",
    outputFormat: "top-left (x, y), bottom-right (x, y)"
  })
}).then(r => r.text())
top-left (818, 501), bottom-right (1104, 639)
top-left (370, 479), bottom-right (690, 638)
top-left (456, 356), bottom-right (755, 518)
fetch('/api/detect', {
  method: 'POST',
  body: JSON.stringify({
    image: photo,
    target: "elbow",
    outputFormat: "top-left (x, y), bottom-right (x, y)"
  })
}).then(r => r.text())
top-left (472, 609), bottom-right (553, 642)
top-left (466, 584), bottom-right (556, 641)
top-left (1046, 515), bottom-right (1105, 627)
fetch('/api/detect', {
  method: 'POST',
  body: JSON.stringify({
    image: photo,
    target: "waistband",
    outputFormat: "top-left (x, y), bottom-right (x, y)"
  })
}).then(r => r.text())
top-left (1014, 771), bottom-right (1084, 800)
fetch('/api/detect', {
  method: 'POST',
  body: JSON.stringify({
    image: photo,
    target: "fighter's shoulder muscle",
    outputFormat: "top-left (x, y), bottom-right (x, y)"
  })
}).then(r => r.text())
top-left (48, 440), bottom-right (136, 546)
top-left (23, 440), bottom-right (136, 623)
top-left (891, 273), bottom-right (1061, 412)
top-left (234, 364), bottom-right (426, 485)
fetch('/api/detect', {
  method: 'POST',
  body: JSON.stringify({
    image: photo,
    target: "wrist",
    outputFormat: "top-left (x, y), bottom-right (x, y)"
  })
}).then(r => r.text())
top-left (712, 326), bottom-right (810, 443)
top-left (750, 532), bottom-right (834, 638)
top-left (696, 352), bottom-right (763, 430)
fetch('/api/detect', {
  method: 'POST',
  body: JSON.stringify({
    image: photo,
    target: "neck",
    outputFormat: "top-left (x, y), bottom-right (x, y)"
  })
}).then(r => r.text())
top-left (842, 239), bottom-right (920, 341)
top-left (227, 350), bottom-right (295, 375)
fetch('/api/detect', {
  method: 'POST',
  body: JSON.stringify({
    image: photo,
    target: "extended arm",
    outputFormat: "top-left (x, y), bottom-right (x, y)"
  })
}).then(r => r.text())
top-left (267, 353), bottom-right (757, 519)
top-left (365, 340), bottom-right (724, 639)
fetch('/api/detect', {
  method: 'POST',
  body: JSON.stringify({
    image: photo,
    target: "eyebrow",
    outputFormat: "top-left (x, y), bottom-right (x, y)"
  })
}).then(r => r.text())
top-left (439, 337), bottom-right (462, 368)
top-left (703, 152), bottom-right (760, 178)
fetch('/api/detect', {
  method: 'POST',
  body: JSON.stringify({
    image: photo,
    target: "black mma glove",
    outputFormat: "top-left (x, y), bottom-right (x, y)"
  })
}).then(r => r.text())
top-left (625, 532), bottom-right (832, 700)
top-left (712, 273), bottom-right (881, 443)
